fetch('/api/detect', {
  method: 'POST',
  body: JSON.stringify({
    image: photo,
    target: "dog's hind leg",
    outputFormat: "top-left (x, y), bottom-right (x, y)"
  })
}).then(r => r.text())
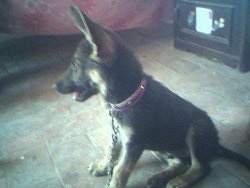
top-left (166, 156), bottom-right (204, 188)
top-left (166, 122), bottom-right (211, 188)
top-left (108, 142), bottom-right (143, 188)
top-left (147, 157), bottom-right (189, 188)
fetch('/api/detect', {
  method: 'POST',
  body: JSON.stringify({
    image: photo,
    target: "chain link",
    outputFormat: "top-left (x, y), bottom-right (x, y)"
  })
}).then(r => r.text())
top-left (105, 109), bottom-right (120, 188)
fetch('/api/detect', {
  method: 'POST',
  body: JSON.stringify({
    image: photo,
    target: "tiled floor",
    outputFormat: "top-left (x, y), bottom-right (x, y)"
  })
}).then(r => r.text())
top-left (0, 23), bottom-right (250, 188)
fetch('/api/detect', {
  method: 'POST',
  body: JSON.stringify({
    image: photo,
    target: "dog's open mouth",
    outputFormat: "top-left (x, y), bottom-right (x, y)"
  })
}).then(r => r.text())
top-left (72, 86), bottom-right (98, 102)
top-left (54, 78), bottom-right (98, 102)
top-left (73, 88), bottom-right (86, 101)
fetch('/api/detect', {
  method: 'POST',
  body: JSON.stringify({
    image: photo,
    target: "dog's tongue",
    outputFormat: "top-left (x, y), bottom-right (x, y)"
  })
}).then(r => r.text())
top-left (73, 92), bottom-right (80, 101)
top-left (72, 87), bottom-right (86, 101)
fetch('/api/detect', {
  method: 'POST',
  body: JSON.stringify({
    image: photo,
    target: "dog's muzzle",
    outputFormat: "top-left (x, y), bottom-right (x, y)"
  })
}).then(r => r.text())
top-left (53, 82), bottom-right (98, 102)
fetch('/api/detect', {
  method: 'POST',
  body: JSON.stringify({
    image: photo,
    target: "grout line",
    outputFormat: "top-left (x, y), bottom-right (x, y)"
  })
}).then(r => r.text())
top-left (42, 135), bottom-right (66, 188)
top-left (218, 162), bottom-right (250, 186)
top-left (84, 134), bottom-right (103, 156)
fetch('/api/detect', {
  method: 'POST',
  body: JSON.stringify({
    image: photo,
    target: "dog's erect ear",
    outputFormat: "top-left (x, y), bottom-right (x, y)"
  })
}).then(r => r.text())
top-left (70, 5), bottom-right (100, 62)
top-left (70, 5), bottom-right (115, 65)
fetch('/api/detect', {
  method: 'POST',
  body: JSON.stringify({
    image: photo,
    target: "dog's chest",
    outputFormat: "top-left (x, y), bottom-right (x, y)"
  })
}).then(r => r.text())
top-left (118, 123), bottom-right (134, 144)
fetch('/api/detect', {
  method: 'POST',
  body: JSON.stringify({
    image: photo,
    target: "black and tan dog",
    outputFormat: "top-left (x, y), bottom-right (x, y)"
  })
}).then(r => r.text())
top-left (53, 5), bottom-right (250, 188)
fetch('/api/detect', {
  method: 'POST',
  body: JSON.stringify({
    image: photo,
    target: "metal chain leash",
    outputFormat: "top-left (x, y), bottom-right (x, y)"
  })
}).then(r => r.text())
top-left (105, 109), bottom-right (120, 188)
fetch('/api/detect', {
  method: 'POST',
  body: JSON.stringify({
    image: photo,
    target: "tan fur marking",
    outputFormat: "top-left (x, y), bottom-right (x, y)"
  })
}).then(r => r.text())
top-left (88, 69), bottom-right (107, 96)
top-left (120, 126), bottom-right (134, 144)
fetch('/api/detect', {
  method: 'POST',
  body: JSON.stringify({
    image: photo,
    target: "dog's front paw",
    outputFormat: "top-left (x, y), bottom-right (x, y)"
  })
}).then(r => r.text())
top-left (166, 177), bottom-right (188, 188)
top-left (147, 179), bottom-right (165, 188)
top-left (106, 180), bottom-right (123, 188)
top-left (146, 174), bottom-right (167, 188)
top-left (88, 160), bottom-right (109, 177)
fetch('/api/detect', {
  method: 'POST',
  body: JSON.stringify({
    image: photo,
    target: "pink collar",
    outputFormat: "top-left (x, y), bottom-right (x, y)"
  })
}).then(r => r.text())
top-left (110, 78), bottom-right (147, 112)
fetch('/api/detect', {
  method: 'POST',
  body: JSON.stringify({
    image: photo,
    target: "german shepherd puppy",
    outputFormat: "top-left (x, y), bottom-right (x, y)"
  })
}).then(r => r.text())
top-left (53, 5), bottom-right (250, 188)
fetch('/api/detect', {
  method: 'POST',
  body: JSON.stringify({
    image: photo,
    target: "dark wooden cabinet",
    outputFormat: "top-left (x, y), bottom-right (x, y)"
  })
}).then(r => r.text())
top-left (174, 0), bottom-right (250, 72)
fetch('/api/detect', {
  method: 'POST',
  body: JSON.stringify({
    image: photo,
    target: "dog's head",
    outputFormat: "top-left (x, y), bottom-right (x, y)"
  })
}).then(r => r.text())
top-left (53, 5), bottom-right (117, 101)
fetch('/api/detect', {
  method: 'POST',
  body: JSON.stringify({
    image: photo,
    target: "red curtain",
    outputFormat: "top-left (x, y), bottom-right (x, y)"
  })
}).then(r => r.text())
top-left (0, 0), bottom-right (172, 35)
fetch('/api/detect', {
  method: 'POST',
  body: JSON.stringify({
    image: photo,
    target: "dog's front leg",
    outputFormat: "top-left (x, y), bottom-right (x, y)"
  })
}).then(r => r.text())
top-left (88, 133), bottom-right (122, 176)
top-left (108, 142), bottom-right (143, 188)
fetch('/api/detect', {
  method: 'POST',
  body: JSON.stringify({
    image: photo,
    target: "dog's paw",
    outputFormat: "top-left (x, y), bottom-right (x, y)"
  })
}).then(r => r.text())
top-left (106, 179), bottom-right (124, 188)
top-left (88, 160), bottom-right (108, 177)
top-left (147, 179), bottom-right (165, 188)
top-left (146, 174), bottom-right (168, 188)
top-left (166, 177), bottom-right (188, 188)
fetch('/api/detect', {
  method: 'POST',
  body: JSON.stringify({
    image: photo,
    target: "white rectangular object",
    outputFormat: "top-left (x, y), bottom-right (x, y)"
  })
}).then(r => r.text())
top-left (195, 7), bottom-right (213, 34)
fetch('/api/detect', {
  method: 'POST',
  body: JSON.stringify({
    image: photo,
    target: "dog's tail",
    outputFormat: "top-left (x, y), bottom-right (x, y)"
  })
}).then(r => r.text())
top-left (216, 144), bottom-right (250, 170)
